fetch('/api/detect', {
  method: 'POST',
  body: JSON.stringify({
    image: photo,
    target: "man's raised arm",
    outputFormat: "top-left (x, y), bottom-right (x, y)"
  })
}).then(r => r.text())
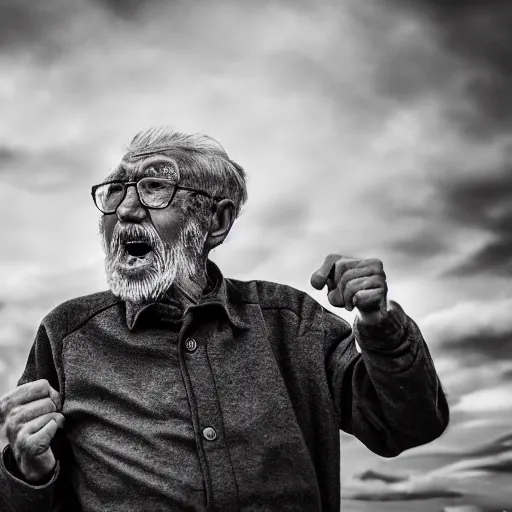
top-left (312, 254), bottom-right (449, 457)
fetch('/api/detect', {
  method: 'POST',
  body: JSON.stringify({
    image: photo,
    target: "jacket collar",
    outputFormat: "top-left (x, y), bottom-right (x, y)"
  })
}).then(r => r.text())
top-left (125, 260), bottom-right (251, 331)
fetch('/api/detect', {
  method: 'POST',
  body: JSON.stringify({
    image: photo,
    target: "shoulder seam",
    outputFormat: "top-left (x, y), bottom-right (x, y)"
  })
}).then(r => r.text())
top-left (61, 300), bottom-right (123, 341)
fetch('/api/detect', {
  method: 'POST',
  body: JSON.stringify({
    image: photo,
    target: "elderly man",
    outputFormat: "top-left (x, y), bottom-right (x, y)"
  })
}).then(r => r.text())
top-left (1, 128), bottom-right (448, 511)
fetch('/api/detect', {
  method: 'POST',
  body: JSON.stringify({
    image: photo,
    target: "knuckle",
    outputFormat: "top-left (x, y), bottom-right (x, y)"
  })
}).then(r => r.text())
top-left (4, 416), bottom-right (16, 438)
top-left (9, 405), bottom-right (21, 418)
top-left (347, 269), bottom-right (361, 282)
top-left (350, 267), bottom-right (362, 279)
top-left (4, 405), bottom-right (21, 428)
top-left (338, 269), bottom-right (353, 286)
top-left (5, 413), bottom-right (20, 435)
top-left (371, 258), bottom-right (384, 270)
top-left (335, 260), bottom-right (351, 279)
top-left (326, 253), bottom-right (341, 263)
top-left (342, 278), bottom-right (354, 291)
top-left (37, 379), bottom-right (50, 392)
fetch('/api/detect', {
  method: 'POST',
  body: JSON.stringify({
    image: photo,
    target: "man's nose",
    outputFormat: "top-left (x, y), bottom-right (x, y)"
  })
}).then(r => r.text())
top-left (116, 185), bottom-right (147, 222)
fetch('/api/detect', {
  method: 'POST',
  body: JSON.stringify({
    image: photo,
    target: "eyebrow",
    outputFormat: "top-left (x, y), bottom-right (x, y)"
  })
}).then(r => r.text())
top-left (135, 165), bottom-right (159, 178)
top-left (106, 158), bottom-right (180, 183)
top-left (135, 160), bottom-right (180, 181)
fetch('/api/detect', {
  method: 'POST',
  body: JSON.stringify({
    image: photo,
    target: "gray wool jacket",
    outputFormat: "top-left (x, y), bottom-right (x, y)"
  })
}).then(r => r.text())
top-left (0, 261), bottom-right (449, 511)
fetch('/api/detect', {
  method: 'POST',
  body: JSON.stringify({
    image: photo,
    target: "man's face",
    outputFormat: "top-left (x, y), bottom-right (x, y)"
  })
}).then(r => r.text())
top-left (101, 154), bottom-right (207, 303)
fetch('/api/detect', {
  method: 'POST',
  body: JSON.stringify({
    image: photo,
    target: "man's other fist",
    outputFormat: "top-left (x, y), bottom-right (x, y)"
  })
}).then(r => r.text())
top-left (0, 379), bottom-right (64, 483)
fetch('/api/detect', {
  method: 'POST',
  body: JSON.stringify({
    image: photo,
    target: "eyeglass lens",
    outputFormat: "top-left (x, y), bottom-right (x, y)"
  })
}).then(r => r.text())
top-left (94, 178), bottom-right (177, 213)
top-left (138, 178), bottom-right (176, 208)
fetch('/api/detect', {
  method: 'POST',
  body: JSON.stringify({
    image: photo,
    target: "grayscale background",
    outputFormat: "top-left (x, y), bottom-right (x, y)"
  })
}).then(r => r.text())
top-left (1, 0), bottom-right (511, 510)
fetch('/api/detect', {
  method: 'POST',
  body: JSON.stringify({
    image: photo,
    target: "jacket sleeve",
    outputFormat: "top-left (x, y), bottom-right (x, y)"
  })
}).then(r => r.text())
top-left (324, 300), bottom-right (449, 457)
top-left (0, 324), bottom-right (78, 512)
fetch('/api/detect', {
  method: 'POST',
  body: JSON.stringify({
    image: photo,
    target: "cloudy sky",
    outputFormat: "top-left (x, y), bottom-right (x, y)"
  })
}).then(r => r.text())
top-left (1, 0), bottom-right (511, 467)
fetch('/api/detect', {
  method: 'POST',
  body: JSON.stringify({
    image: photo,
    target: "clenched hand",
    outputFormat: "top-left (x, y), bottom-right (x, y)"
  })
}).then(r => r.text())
top-left (311, 254), bottom-right (388, 325)
top-left (0, 379), bottom-right (64, 483)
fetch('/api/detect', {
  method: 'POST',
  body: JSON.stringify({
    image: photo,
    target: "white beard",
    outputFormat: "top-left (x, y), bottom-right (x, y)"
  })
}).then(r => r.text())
top-left (103, 219), bottom-right (206, 304)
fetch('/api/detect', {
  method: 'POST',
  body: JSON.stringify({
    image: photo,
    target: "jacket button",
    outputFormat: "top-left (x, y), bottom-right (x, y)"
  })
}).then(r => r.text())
top-left (185, 338), bottom-right (198, 352)
top-left (203, 427), bottom-right (217, 441)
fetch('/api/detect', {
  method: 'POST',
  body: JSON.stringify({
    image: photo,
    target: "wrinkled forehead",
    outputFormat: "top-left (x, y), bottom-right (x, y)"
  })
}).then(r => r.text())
top-left (105, 153), bottom-right (180, 183)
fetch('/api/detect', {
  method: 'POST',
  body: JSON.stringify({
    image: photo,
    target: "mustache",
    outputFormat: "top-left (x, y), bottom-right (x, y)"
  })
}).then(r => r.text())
top-left (109, 223), bottom-right (162, 255)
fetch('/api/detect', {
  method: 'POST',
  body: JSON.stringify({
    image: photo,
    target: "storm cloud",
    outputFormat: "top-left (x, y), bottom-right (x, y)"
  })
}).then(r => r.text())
top-left (441, 167), bottom-right (512, 276)
top-left (422, 298), bottom-right (512, 361)
top-left (393, 0), bottom-right (512, 138)
top-left (365, 0), bottom-right (512, 277)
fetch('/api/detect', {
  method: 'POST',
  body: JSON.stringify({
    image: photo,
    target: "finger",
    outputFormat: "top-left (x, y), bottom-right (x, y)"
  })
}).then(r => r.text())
top-left (2, 392), bottom-right (62, 447)
top-left (48, 387), bottom-right (62, 412)
top-left (327, 287), bottom-right (344, 308)
top-left (5, 398), bottom-right (58, 444)
top-left (333, 258), bottom-right (362, 284)
top-left (326, 257), bottom-right (364, 307)
top-left (9, 397), bottom-right (57, 425)
top-left (353, 288), bottom-right (387, 310)
top-left (22, 420), bottom-right (59, 459)
top-left (325, 266), bottom-right (336, 293)
top-left (342, 275), bottom-right (385, 312)
top-left (337, 261), bottom-right (386, 296)
top-left (310, 254), bottom-right (341, 290)
top-left (1, 380), bottom-right (60, 418)
top-left (19, 413), bottom-right (65, 438)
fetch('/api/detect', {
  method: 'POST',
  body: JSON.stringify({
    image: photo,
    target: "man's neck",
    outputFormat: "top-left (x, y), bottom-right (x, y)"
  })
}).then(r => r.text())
top-left (163, 261), bottom-right (208, 312)
top-left (171, 273), bottom-right (207, 308)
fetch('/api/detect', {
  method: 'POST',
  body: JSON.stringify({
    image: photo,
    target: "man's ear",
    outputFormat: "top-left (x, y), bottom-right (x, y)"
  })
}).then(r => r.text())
top-left (205, 199), bottom-right (236, 250)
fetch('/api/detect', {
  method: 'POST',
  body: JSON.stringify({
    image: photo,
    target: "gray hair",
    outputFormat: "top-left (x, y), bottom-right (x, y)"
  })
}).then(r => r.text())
top-left (123, 127), bottom-right (248, 218)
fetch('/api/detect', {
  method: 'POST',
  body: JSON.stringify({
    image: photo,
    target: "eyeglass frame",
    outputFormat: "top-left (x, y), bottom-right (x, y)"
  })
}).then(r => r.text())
top-left (91, 178), bottom-right (223, 214)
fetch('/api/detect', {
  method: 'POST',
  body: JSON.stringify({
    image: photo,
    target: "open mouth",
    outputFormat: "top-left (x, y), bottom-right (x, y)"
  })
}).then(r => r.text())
top-left (117, 238), bottom-right (155, 271)
top-left (125, 241), bottom-right (152, 258)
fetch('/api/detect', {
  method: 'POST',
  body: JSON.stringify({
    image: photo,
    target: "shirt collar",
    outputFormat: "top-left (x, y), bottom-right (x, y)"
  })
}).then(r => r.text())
top-left (125, 260), bottom-right (250, 331)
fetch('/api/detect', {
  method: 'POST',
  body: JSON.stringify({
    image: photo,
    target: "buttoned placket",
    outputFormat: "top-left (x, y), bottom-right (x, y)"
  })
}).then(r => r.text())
top-left (177, 304), bottom-right (239, 512)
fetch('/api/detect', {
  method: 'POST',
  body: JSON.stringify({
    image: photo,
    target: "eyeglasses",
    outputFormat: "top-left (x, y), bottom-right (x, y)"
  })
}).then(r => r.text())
top-left (91, 177), bottom-right (219, 214)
